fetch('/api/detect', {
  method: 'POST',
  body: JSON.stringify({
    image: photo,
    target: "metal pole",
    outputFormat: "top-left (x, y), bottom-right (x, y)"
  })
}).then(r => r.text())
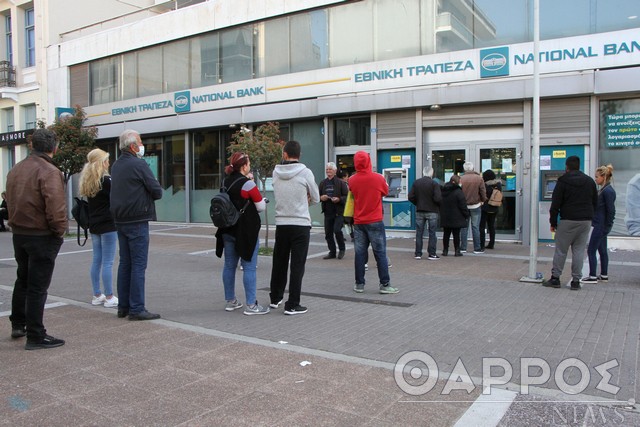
top-left (522, 0), bottom-right (542, 282)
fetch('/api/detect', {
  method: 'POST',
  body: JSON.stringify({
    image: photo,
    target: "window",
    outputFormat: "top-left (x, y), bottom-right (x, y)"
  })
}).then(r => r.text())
top-left (23, 104), bottom-right (36, 129)
top-left (25, 8), bottom-right (34, 67)
top-left (90, 57), bottom-right (119, 104)
top-left (5, 15), bottom-right (12, 65)
top-left (334, 117), bottom-right (371, 147)
top-left (3, 107), bottom-right (14, 132)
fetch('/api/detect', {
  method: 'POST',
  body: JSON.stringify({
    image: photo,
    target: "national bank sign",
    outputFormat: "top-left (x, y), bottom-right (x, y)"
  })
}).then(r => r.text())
top-left (480, 47), bottom-right (509, 78)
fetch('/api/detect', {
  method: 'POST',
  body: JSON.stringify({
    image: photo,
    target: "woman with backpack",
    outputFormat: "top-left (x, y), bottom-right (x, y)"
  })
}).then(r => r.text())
top-left (480, 169), bottom-right (503, 250)
top-left (79, 149), bottom-right (118, 308)
top-left (215, 152), bottom-right (268, 315)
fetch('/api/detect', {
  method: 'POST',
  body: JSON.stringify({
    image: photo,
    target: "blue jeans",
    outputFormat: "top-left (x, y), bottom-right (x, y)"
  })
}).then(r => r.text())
top-left (415, 211), bottom-right (438, 257)
top-left (116, 222), bottom-right (150, 315)
top-left (90, 231), bottom-right (117, 296)
top-left (222, 233), bottom-right (259, 305)
top-left (460, 206), bottom-right (482, 251)
top-left (354, 221), bottom-right (390, 286)
top-left (587, 224), bottom-right (609, 277)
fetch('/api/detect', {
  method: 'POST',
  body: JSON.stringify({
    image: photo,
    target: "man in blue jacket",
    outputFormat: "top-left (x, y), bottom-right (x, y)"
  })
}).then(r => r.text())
top-left (543, 156), bottom-right (597, 291)
top-left (110, 129), bottom-right (163, 320)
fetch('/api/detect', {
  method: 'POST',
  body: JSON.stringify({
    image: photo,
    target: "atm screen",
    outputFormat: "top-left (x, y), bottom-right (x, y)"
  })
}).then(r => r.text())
top-left (389, 176), bottom-right (401, 189)
top-left (546, 180), bottom-right (556, 193)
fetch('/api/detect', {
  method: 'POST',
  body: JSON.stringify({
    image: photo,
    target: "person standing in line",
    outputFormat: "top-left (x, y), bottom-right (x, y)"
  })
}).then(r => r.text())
top-left (439, 175), bottom-right (469, 257)
top-left (110, 129), bottom-right (163, 320)
top-left (543, 155), bottom-right (597, 291)
top-left (460, 161), bottom-right (487, 254)
top-left (215, 152), bottom-right (269, 315)
top-left (408, 166), bottom-right (442, 260)
top-left (480, 169), bottom-right (502, 250)
top-left (6, 129), bottom-right (67, 350)
top-left (319, 162), bottom-right (349, 260)
top-left (269, 140), bottom-right (320, 315)
top-left (349, 151), bottom-right (398, 295)
top-left (79, 149), bottom-right (119, 308)
top-left (0, 191), bottom-right (8, 231)
top-left (581, 164), bottom-right (616, 284)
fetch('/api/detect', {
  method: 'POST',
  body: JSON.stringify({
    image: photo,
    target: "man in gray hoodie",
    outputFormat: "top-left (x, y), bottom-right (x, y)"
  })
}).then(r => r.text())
top-left (269, 140), bottom-right (320, 315)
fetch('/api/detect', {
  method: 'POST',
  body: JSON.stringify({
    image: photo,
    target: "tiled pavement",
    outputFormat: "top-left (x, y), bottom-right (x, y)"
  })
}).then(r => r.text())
top-left (1, 224), bottom-right (639, 426)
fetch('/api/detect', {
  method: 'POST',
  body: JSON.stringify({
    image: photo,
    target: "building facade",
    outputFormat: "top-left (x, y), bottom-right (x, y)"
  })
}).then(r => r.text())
top-left (39, 0), bottom-right (640, 245)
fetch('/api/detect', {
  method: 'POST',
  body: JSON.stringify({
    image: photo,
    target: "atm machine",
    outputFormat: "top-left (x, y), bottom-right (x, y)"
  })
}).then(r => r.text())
top-left (378, 149), bottom-right (415, 230)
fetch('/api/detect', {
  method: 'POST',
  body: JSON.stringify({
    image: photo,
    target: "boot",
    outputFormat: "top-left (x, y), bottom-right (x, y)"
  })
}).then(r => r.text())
top-left (454, 249), bottom-right (463, 257)
top-left (442, 247), bottom-right (448, 256)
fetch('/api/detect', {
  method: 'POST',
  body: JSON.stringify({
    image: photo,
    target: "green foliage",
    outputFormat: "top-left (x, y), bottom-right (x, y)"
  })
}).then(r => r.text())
top-left (228, 122), bottom-right (284, 248)
top-left (47, 107), bottom-right (98, 183)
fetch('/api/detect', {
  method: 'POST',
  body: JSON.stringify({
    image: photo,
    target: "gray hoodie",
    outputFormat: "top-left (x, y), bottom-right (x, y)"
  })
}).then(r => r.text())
top-left (273, 162), bottom-right (320, 226)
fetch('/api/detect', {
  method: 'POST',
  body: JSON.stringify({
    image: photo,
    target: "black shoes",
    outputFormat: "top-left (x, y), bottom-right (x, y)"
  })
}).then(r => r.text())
top-left (454, 250), bottom-right (463, 257)
top-left (337, 250), bottom-right (345, 259)
top-left (542, 276), bottom-right (561, 288)
top-left (323, 253), bottom-right (336, 259)
top-left (442, 248), bottom-right (448, 256)
top-left (11, 326), bottom-right (26, 339)
top-left (117, 309), bottom-right (129, 318)
top-left (25, 335), bottom-right (65, 350)
top-left (570, 280), bottom-right (581, 291)
top-left (128, 310), bottom-right (161, 321)
top-left (284, 305), bottom-right (308, 315)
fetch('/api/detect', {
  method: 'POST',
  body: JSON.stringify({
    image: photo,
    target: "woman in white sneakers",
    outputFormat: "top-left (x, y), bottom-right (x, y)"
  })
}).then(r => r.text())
top-left (79, 149), bottom-right (119, 308)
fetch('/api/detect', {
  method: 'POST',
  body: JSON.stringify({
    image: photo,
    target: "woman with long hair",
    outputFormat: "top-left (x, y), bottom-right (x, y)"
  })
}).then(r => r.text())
top-left (480, 169), bottom-right (502, 250)
top-left (79, 149), bottom-right (118, 307)
top-left (581, 164), bottom-right (616, 284)
top-left (214, 152), bottom-right (268, 315)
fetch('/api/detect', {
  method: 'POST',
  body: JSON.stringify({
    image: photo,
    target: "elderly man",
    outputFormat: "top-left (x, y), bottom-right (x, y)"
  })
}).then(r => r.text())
top-left (319, 162), bottom-right (349, 259)
top-left (460, 161), bottom-right (487, 254)
top-left (7, 129), bottom-right (67, 350)
top-left (408, 166), bottom-right (442, 260)
top-left (110, 129), bottom-right (163, 320)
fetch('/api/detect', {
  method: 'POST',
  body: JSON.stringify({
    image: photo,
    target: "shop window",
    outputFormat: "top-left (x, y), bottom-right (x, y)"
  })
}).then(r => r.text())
top-left (334, 117), bottom-right (371, 147)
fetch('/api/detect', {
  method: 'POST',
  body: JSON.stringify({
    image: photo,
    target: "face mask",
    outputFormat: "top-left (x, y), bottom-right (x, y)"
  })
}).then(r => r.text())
top-left (136, 145), bottom-right (145, 158)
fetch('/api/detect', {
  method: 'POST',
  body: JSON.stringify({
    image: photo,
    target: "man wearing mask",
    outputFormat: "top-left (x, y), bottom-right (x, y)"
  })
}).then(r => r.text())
top-left (110, 129), bottom-right (163, 320)
top-left (7, 129), bottom-right (67, 350)
top-left (319, 162), bottom-right (349, 260)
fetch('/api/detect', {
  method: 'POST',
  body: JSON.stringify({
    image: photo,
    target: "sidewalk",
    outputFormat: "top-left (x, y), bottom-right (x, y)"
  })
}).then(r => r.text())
top-left (1, 224), bottom-right (639, 426)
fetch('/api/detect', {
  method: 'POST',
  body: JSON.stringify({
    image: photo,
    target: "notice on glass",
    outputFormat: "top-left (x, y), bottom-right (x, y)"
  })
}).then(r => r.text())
top-left (540, 155), bottom-right (551, 170)
top-left (402, 155), bottom-right (411, 169)
top-left (605, 113), bottom-right (640, 148)
top-left (481, 159), bottom-right (492, 172)
top-left (502, 159), bottom-right (512, 173)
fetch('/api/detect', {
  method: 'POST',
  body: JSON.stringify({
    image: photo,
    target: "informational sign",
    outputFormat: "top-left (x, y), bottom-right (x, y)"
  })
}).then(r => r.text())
top-left (502, 158), bottom-right (513, 173)
top-left (402, 155), bottom-right (411, 169)
top-left (605, 113), bottom-right (640, 148)
top-left (481, 159), bottom-right (492, 172)
top-left (553, 150), bottom-right (566, 158)
top-left (390, 155), bottom-right (401, 163)
top-left (540, 155), bottom-right (551, 170)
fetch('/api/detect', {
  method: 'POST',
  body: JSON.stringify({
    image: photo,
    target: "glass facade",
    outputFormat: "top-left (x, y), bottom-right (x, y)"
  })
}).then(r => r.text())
top-left (81, 0), bottom-right (640, 106)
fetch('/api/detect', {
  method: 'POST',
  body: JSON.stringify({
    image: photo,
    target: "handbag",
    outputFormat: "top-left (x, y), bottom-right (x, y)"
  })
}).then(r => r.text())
top-left (343, 191), bottom-right (354, 218)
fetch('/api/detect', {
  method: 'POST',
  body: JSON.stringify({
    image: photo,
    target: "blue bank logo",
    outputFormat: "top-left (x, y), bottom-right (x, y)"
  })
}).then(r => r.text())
top-left (480, 47), bottom-right (509, 78)
top-left (174, 91), bottom-right (191, 113)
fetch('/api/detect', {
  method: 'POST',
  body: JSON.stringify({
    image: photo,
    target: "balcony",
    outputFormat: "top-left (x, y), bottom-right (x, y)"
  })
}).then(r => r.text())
top-left (0, 61), bottom-right (16, 88)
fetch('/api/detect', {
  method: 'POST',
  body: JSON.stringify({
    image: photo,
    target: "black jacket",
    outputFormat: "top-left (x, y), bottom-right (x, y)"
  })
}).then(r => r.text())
top-left (482, 179), bottom-right (503, 214)
top-left (110, 150), bottom-right (163, 224)
top-left (319, 176), bottom-right (349, 216)
top-left (549, 170), bottom-right (598, 228)
top-left (440, 182), bottom-right (470, 229)
top-left (409, 177), bottom-right (442, 213)
top-left (88, 176), bottom-right (117, 234)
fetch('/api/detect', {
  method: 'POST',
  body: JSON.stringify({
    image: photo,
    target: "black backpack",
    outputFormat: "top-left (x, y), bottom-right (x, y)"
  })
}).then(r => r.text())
top-left (210, 179), bottom-right (250, 228)
top-left (71, 197), bottom-right (90, 246)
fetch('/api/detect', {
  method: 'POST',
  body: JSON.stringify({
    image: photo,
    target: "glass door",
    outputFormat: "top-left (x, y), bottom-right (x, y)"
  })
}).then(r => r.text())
top-left (477, 146), bottom-right (518, 238)
top-left (431, 148), bottom-right (467, 185)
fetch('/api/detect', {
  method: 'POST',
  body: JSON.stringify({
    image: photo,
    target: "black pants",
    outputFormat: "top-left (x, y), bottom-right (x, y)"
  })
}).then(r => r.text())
top-left (442, 227), bottom-right (461, 251)
top-left (10, 234), bottom-right (63, 341)
top-left (270, 225), bottom-right (310, 310)
top-left (480, 210), bottom-right (497, 249)
top-left (324, 215), bottom-right (345, 254)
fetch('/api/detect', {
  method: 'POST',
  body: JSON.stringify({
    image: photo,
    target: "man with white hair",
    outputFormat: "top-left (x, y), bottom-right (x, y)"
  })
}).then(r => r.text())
top-left (460, 161), bottom-right (487, 254)
top-left (319, 162), bottom-right (349, 259)
top-left (408, 166), bottom-right (442, 260)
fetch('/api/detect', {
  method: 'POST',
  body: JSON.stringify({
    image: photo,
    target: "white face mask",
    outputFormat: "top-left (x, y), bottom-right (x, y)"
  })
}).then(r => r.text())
top-left (136, 145), bottom-right (145, 158)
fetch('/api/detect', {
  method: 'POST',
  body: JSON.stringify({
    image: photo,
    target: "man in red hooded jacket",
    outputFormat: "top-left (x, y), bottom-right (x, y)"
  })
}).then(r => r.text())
top-left (348, 151), bottom-right (399, 294)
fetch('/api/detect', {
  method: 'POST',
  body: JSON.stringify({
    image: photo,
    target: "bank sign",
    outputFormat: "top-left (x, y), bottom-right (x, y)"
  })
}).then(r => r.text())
top-left (85, 28), bottom-right (639, 125)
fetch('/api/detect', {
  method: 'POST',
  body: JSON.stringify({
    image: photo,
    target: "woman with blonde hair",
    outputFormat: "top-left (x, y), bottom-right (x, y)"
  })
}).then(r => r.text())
top-left (581, 164), bottom-right (616, 284)
top-left (79, 148), bottom-right (118, 307)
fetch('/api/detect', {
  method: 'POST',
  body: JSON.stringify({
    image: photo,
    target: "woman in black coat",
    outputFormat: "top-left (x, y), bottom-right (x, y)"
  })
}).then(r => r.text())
top-left (480, 169), bottom-right (503, 250)
top-left (440, 175), bottom-right (470, 256)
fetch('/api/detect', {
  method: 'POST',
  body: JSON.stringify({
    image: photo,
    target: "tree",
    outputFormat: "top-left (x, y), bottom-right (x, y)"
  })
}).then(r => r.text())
top-left (228, 122), bottom-right (284, 249)
top-left (46, 106), bottom-right (98, 184)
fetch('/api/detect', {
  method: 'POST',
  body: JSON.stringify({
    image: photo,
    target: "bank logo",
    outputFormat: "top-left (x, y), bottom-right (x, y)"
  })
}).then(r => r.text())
top-left (480, 47), bottom-right (509, 78)
top-left (174, 91), bottom-right (191, 113)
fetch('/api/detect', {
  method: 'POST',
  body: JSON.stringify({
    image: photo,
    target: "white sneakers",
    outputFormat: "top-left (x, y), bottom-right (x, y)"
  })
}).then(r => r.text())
top-left (92, 294), bottom-right (118, 308)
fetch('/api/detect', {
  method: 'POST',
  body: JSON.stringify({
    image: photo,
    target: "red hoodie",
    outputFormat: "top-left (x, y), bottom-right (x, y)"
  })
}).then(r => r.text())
top-left (348, 151), bottom-right (389, 225)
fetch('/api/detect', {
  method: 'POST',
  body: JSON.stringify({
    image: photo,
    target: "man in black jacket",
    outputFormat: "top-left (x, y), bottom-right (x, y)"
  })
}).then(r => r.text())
top-left (408, 166), bottom-right (442, 260)
top-left (110, 129), bottom-right (163, 319)
top-left (319, 162), bottom-right (349, 259)
top-left (543, 156), bottom-right (597, 291)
